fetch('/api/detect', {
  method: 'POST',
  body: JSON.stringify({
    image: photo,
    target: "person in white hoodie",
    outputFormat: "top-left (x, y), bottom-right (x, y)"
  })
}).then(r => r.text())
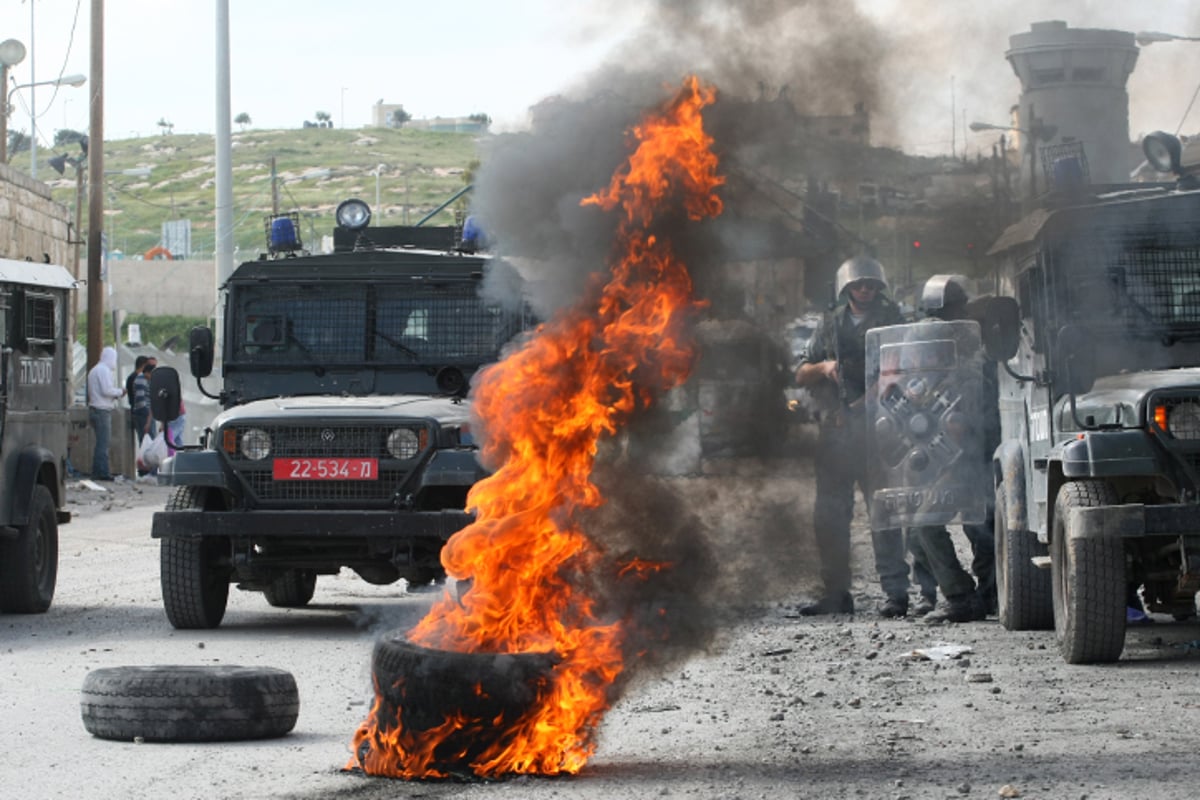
top-left (86, 346), bottom-right (126, 480)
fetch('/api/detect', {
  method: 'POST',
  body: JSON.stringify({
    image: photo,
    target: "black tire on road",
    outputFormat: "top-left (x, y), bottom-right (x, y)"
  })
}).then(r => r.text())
top-left (1051, 480), bottom-right (1126, 664)
top-left (81, 665), bottom-right (299, 742)
top-left (360, 632), bottom-right (558, 773)
top-left (263, 569), bottom-right (317, 607)
top-left (0, 485), bottom-right (59, 613)
top-left (160, 486), bottom-right (230, 629)
top-left (995, 484), bottom-right (1053, 631)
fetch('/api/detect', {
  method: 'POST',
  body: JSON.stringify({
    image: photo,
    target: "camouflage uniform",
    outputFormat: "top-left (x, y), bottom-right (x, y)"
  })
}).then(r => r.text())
top-left (802, 296), bottom-right (910, 610)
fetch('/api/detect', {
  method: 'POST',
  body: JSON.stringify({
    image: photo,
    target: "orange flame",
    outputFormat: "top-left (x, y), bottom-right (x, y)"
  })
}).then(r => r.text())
top-left (349, 75), bottom-right (723, 779)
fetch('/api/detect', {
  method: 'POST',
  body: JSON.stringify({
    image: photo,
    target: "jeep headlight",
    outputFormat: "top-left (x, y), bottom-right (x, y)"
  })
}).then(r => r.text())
top-left (386, 428), bottom-right (421, 459)
top-left (241, 428), bottom-right (272, 460)
top-left (1166, 401), bottom-right (1200, 440)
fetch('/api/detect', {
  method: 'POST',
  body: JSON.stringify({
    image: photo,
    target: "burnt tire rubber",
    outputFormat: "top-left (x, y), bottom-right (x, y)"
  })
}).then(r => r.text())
top-left (80, 665), bottom-right (299, 742)
top-left (995, 485), bottom-right (1053, 631)
top-left (263, 570), bottom-right (317, 608)
top-left (1051, 480), bottom-right (1126, 664)
top-left (361, 632), bottom-right (558, 773)
top-left (160, 487), bottom-right (230, 629)
top-left (0, 485), bottom-right (58, 613)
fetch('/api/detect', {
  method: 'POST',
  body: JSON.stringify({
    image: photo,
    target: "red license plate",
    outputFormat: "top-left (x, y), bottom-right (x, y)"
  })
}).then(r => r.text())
top-left (272, 458), bottom-right (379, 481)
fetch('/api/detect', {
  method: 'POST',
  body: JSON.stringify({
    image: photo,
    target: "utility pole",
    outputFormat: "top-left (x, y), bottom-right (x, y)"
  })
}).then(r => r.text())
top-left (215, 0), bottom-right (234, 342)
top-left (270, 155), bottom-right (279, 216)
top-left (86, 0), bottom-right (105, 369)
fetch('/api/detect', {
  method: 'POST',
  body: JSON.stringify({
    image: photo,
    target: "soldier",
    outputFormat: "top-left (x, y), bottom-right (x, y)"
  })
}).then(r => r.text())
top-left (796, 256), bottom-right (911, 616)
top-left (906, 275), bottom-right (997, 623)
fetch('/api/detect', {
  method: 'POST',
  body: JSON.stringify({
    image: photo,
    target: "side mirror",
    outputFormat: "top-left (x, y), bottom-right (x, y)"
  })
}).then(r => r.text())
top-left (189, 326), bottom-right (214, 378)
top-left (149, 366), bottom-right (181, 423)
top-left (967, 296), bottom-right (1020, 362)
top-left (1055, 325), bottom-right (1095, 395)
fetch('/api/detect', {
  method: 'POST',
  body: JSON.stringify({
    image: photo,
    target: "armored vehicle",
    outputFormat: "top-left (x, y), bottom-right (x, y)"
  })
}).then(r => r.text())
top-left (150, 201), bottom-right (529, 628)
top-left (0, 258), bottom-right (74, 614)
top-left (989, 133), bottom-right (1200, 663)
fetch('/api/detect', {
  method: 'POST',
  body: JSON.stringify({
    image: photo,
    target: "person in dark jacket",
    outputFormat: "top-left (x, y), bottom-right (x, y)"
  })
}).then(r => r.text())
top-left (907, 275), bottom-right (997, 624)
top-left (795, 256), bottom-right (911, 617)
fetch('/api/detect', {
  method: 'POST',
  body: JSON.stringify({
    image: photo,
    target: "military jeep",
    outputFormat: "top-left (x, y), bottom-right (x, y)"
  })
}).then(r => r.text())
top-left (150, 204), bottom-right (529, 628)
top-left (989, 133), bottom-right (1200, 663)
top-left (0, 258), bottom-right (74, 614)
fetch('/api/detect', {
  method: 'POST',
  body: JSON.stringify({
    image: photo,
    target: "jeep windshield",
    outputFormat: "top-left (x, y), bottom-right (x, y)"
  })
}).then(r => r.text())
top-left (223, 280), bottom-right (527, 402)
top-left (1034, 217), bottom-right (1200, 377)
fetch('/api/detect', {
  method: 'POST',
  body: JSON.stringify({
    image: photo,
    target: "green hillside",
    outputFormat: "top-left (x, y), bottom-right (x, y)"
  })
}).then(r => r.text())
top-left (42, 127), bottom-right (480, 260)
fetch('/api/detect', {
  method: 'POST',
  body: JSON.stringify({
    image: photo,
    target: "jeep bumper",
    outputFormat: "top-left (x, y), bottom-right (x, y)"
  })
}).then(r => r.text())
top-left (1066, 503), bottom-right (1200, 541)
top-left (151, 508), bottom-right (473, 542)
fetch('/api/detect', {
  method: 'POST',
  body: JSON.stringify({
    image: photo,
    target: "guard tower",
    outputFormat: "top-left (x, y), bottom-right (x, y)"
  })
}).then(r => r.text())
top-left (1006, 20), bottom-right (1139, 193)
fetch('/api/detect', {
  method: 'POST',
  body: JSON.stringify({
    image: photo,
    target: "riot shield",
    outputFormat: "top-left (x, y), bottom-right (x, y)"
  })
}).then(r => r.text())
top-left (865, 319), bottom-right (987, 529)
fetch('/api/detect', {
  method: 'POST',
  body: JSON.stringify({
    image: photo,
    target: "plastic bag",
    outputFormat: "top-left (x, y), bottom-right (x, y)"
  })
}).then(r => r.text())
top-left (138, 432), bottom-right (169, 472)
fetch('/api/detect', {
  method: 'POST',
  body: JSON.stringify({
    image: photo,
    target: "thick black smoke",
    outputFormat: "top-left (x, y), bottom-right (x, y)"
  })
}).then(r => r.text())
top-left (467, 1), bottom-right (891, 680)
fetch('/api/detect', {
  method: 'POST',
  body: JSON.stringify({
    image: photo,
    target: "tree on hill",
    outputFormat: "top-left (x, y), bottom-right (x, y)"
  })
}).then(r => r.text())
top-left (315, 111), bottom-right (331, 128)
top-left (389, 107), bottom-right (411, 128)
top-left (234, 112), bottom-right (251, 131)
top-left (6, 130), bottom-right (30, 155)
top-left (468, 113), bottom-right (491, 130)
top-left (157, 118), bottom-right (174, 136)
top-left (54, 129), bottom-right (88, 148)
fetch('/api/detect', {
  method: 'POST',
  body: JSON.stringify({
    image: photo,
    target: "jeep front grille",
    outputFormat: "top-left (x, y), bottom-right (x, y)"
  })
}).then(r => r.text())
top-left (222, 423), bottom-right (427, 506)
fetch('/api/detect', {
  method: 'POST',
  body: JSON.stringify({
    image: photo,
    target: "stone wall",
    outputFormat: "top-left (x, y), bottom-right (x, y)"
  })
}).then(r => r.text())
top-left (0, 163), bottom-right (72, 265)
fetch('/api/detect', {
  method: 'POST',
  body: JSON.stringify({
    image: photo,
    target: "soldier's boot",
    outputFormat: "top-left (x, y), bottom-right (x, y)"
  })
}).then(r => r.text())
top-left (799, 591), bottom-right (854, 616)
top-left (922, 592), bottom-right (986, 625)
top-left (913, 593), bottom-right (937, 617)
top-left (877, 595), bottom-right (908, 618)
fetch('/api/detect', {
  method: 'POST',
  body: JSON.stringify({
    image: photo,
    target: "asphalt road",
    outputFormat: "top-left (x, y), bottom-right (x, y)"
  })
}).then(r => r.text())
top-left (3, 474), bottom-right (1200, 800)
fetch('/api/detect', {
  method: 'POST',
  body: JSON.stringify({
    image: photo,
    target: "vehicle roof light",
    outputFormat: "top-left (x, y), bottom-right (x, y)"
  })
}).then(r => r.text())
top-left (1143, 131), bottom-right (1182, 174)
top-left (336, 198), bottom-right (372, 232)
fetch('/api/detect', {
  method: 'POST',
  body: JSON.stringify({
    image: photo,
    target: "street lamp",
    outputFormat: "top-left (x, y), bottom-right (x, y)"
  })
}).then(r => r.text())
top-left (0, 38), bottom-right (28, 164)
top-left (373, 163), bottom-right (386, 220)
top-left (969, 119), bottom-right (1058, 199)
top-left (1136, 31), bottom-right (1200, 46)
top-left (5, 73), bottom-right (88, 178)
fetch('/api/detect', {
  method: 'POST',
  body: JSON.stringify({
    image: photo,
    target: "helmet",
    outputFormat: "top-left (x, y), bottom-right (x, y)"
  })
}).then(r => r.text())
top-left (920, 274), bottom-right (971, 319)
top-left (835, 256), bottom-right (888, 298)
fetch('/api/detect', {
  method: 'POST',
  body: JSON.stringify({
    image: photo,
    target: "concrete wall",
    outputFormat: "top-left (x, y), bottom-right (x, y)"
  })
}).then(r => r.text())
top-left (0, 163), bottom-right (72, 265)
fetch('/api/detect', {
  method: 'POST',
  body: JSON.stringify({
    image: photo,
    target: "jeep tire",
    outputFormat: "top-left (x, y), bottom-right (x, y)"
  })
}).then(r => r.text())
top-left (81, 665), bottom-right (299, 742)
top-left (1051, 480), bottom-right (1126, 664)
top-left (995, 484), bottom-right (1052, 631)
top-left (0, 485), bottom-right (58, 613)
top-left (263, 569), bottom-right (317, 607)
top-left (160, 487), bottom-right (230, 629)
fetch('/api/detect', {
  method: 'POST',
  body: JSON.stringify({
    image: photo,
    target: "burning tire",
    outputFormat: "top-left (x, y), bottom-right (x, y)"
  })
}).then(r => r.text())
top-left (0, 485), bottom-right (58, 613)
top-left (995, 484), bottom-right (1053, 631)
top-left (358, 632), bottom-right (558, 775)
top-left (263, 569), bottom-right (317, 607)
top-left (80, 665), bottom-right (299, 742)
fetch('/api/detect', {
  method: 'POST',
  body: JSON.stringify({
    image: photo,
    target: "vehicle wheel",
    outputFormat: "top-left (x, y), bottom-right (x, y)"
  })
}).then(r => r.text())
top-left (263, 570), bottom-right (317, 607)
top-left (0, 485), bottom-right (58, 613)
top-left (160, 487), bottom-right (230, 629)
top-left (81, 665), bottom-right (299, 742)
top-left (1051, 480), bottom-right (1126, 664)
top-left (995, 485), bottom-right (1052, 631)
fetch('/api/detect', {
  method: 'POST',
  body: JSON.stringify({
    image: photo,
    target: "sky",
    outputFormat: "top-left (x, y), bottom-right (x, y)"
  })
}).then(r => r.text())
top-left (4, 0), bottom-right (1200, 156)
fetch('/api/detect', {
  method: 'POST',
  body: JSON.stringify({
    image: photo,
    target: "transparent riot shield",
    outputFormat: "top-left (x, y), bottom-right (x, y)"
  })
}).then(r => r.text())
top-left (865, 319), bottom-right (987, 529)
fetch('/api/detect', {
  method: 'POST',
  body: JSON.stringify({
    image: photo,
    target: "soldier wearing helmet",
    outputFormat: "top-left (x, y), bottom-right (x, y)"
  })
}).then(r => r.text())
top-left (795, 255), bottom-right (911, 617)
top-left (903, 274), bottom-right (995, 623)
